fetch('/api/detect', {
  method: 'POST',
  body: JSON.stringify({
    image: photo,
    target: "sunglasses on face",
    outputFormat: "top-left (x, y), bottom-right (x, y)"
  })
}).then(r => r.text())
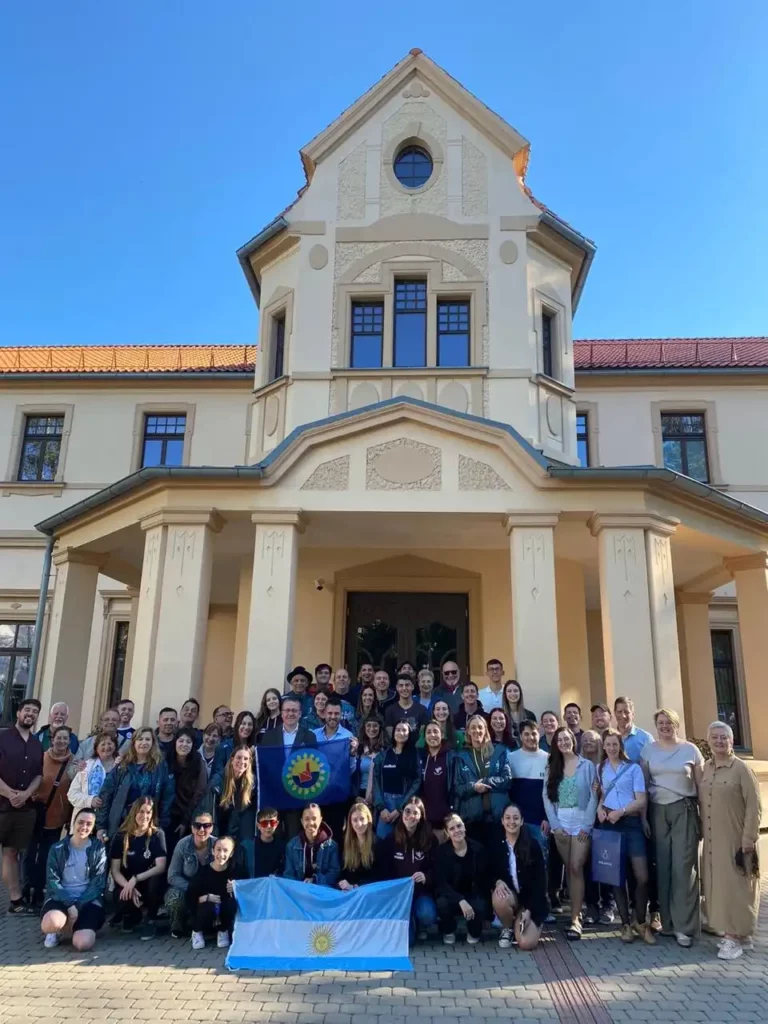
top-left (192, 822), bottom-right (213, 830)
top-left (258, 819), bottom-right (279, 828)
top-left (443, 670), bottom-right (459, 677)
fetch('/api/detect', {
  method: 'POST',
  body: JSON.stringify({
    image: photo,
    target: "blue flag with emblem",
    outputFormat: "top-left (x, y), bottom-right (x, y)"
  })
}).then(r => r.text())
top-left (227, 875), bottom-right (414, 971)
top-left (254, 739), bottom-right (351, 810)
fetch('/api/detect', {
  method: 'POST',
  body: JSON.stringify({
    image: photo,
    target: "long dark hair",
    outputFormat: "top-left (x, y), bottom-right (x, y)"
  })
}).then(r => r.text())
top-left (387, 720), bottom-right (420, 778)
top-left (430, 699), bottom-right (458, 748)
top-left (357, 715), bottom-right (385, 755)
top-left (393, 795), bottom-right (433, 853)
top-left (488, 708), bottom-right (515, 749)
top-left (502, 679), bottom-right (527, 722)
top-left (356, 684), bottom-right (379, 721)
top-left (501, 802), bottom-right (536, 871)
top-left (167, 727), bottom-right (204, 809)
top-left (545, 727), bottom-right (578, 803)
top-left (255, 689), bottom-right (282, 730)
top-left (233, 711), bottom-right (256, 746)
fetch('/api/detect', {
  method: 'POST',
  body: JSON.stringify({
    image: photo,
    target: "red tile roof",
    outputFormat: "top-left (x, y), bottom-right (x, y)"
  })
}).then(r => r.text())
top-left (0, 345), bottom-right (256, 375)
top-left (574, 337), bottom-right (768, 370)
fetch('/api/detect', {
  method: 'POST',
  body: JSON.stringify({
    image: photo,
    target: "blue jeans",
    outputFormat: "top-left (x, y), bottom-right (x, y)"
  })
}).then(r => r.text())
top-left (410, 893), bottom-right (438, 943)
top-left (376, 794), bottom-right (400, 839)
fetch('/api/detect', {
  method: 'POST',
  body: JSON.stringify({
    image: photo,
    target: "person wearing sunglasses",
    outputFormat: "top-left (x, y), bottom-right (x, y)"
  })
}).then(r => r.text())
top-left (163, 811), bottom-right (216, 938)
top-left (252, 807), bottom-right (286, 877)
top-left (433, 661), bottom-right (463, 714)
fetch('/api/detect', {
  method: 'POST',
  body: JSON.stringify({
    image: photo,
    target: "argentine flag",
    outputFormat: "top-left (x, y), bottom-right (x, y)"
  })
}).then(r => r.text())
top-left (227, 876), bottom-right (414, 971)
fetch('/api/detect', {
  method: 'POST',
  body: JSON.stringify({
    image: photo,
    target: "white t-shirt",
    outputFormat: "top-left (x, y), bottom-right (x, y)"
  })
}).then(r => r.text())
top-left (477, 686), bottom-right (504, 711)
top-left (641, 741), bottom-right (704, 805)
top-left (506, 841), bottom-right (519, 891)
top-left (282, 727), bottom-right (299, 749)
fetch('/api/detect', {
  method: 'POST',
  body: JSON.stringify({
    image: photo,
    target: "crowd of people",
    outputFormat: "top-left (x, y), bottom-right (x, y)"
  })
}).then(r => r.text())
top-left (0, 655), bottom-right (761, 962)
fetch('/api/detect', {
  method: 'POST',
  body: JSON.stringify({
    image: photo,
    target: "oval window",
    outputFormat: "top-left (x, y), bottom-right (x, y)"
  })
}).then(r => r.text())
top-left (393, 145), bottom-right (433, 189)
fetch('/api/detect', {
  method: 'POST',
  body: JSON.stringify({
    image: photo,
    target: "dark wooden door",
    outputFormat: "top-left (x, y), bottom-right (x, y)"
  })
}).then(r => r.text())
top-left (345, 592), bottom-right (469, 677)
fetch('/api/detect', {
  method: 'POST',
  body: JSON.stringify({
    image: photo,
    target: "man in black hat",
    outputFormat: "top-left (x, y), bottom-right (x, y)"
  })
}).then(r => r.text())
top-left (285, 666), bottom-right (313, 716)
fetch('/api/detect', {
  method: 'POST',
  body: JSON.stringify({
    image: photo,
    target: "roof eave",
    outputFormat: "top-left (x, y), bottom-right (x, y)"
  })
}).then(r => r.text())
top-left (538, 210), bottom-right (596, 312)
top-left (236, 216), bottom-right (290, 306)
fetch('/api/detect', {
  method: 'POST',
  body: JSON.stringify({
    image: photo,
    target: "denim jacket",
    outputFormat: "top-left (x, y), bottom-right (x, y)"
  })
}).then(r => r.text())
top-left (166, 832), bottom-right (216, 891)
top-left (542, 757), bottom-right (598, 831)
top-left (284, 827), bottom-right (340, 887)
top-left (453, 744), bottom-right (512, 823)
top-left (95, 760), bottom-right (174, 837)
top-left (45, 835), bottom-right (107, 907)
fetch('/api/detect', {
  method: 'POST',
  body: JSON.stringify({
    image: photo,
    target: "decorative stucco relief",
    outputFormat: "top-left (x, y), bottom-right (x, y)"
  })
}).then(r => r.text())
top-left (301, 455), bottom-right (350, 491)
top-left (169, 529), bottom-right (197, 578)
top-left (352, 262), bottom-right (382, 284)
top-left (458, 454), bottom-right (511, 491)
top-left (441, 261), bottom-right (467, 283)
top-left (461, 137), bottom-right (488, 217)
top-left (260, 528), bottom-right (286, 578)
top-left (337, 142), bottom-right (366, 221)
top-left (402, 79), bottom-right (430, 99)
top-left (366, 437), bottom-right (441, 490)
top-left (380, 103), bottom-right (447, 217)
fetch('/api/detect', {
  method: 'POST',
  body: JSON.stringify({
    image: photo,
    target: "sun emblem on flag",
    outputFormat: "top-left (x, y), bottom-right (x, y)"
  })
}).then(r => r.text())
top-left (283, 748), bottom-right (331, 800)
top-left (308, 924), bottom-right (336, 956)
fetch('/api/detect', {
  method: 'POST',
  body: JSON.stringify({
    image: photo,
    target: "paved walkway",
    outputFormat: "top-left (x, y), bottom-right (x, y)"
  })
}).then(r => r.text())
top-left (0, 879), bottom-right (766, 1024)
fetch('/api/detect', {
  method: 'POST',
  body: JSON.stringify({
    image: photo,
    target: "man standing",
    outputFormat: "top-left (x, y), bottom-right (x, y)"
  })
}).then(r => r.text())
top-left (330, 669), bottom-right (356, 728)
top-left (453, 681), bottom-right (487, 731)
top-left (0, 699), bottom-right (44, 913)
top-left (116, 699), bottom-right (135, 747)
top-left (508, 721), bottom-right (550, 857)
top-left (314, 697), bottom-right (357, 838)
top-left (77, 707), bottom-right (130, 760)
top-left (590, 703), bottom-right (612, 735)
top-left (614, 697), bottom-right (653, 764)
top-left (179, 699), bottom-right (203, 746)
top-left (259, 695), bottom-right (318, 839)
top-left (213, 705), bottom-right (234, 742)
top-left (478, 658), bottom-right (505, 712)
top-left (37, 702), bottom-right (79, 754)
top-left (285, 667), bottom-right (313, 715)
top-left (312, 664), bottom-right (334, 696)
top-left (384, 675), bottom-right (429, 735)
top-left (433, 661), bottom-right (463, 713)
top-left (563, 703), bottom-right (585, 752)
top-left (373, 669), bottom-right (395, 710)
top-left (155, 708), bottom-right (178, 757)
top-left (357, 662), bottom-right (375, 690)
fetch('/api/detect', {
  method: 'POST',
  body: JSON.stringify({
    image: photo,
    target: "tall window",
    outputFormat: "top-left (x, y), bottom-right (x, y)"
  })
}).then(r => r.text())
top-left (0, 622), bottom-right (34, 725)
top-left (108, 621), bottom-right (130, 710)
top-left (141, 414), bottom-right (186, 468)
top-left (17, 415), bottom-right (64, 481)
top-left (576, 413), bottom-right (590, 467)
top-left (541, 309), bottom-right (555, 378)
top-left (351, 301), bottom-right (384, 368)
top-left (661, 413), bottom-right (709, 482)
top-left (269, 313), bottom-right (286, 382)
top-left (711, 630), bottom-right (743, 747)
top-left (437, 300), bottom-right (470, 367)
top-left (393, 280), bottom-right (427, 367)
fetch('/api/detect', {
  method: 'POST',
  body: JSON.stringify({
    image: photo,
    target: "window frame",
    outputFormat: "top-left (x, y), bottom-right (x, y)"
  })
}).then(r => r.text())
top-left (392, 145), bottom-right (434, 190)
top-left (141, 413), bottom-right (188, 469)
top-left (707, 618), bottom-right (750, 751)
top-left (659, 412), bottom-right (710, 482)
top-left (575, 402), bottom-right (599, 467)
top-left (651, 401), bottom-right (723, 486)
top-left (257, 287), bottom-right (294, 390)
top-left (576, 411), bottom-right (590, 467)
top-left (382, 126), bottom-right (444, 197)
top-left (436, 299), bottom-right (471, 368)
top-left (393, 278), bottom-right (428, 368)
top-left (130, 403), bottom-right (195, 473)
top-left (532, 289), bottom-right (569, 385)
top-left (350, 300), bottom-right (385, 369)
top-left (0, 620), bottom-right (36, 725)
top-left (5, 404), bottom-right (74, 485)
top-left (16, 414), bottom-right (65, 482)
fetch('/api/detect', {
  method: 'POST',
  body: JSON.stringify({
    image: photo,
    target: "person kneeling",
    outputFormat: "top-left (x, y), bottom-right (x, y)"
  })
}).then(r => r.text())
top-left (434, 812), bottom-right (490, 945)
top-left (41, 809), bottom-right (107, 951)
top-left (187, 836), bottom-right (242, 950)
top-left (284, 804), bottom-right (340, 886)
top-left (490, 803), bottom-right (548, 951)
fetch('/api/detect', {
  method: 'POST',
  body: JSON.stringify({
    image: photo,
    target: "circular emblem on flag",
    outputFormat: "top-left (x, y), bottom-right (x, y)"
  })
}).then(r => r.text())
top-left (308, 924), bottom-right (336, 956)
top-left (283, 748), bottom-right (331, 801)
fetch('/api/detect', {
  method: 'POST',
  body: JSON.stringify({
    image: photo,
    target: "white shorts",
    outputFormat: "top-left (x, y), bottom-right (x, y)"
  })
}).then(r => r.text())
top-left (557, 806), bottom-right (592, 836)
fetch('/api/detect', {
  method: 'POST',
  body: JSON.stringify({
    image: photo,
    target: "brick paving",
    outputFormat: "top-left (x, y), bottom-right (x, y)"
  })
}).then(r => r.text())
top-left (0, 872), bottom-right (766, 1023)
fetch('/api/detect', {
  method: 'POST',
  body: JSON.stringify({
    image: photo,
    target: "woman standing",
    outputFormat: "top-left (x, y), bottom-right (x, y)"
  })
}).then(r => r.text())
top-left (543, 727), bottom-right (597, 939)
top-left (199, 724), bottom-right (223, 778)
top-left (502, 680), bottom-right (537, 742)
top-left (420, 721), bottom-right (457, 841)
top-left (167, 728), bottom-right (208, 856)
top-left (68, 731), bottom-right (118, 828)
top-left (434, 812), bottom-right (489, 945)
top-left (377, 796), bottom-right (438, 941)
top-left (109, 796), bottom-right (167, 940)
top-left (538, 711), bottom-right (560, 753)
top-left (580, 730), bottom-right (602, 766)
top-left (24, 725), bottom-right (75, 909)
top-left (641, 708), bottom-right (704, 947)
top-left (699, 721), bottom-right (761, 960)
top-left (425, 699), bottom-right (458, 750)
top-left (597, 729), bottom-right (654, 945)
top-left (255, 689), bottom-right (283, 737)
top-left (416, 669), bottom-right (436, 711)
top-left (41, 809), bottom-right (108, 951)
top-left (231, 711), bottom-right (257, 752)
top-left (353, 684), bottom-right (380, 734)
top-left (490, 803), bottom-right (548, 951)
top-left (96, 728), bottom-right (173, 839)
top-left (354, 717), bottom-right (385, 802)
top-left (216, 747), bottom-right (256, 872)
top-left (373, 721), bottom-right (421, 839)
top-left (454, 715), bottom-right (512, 844)
top-left (163, 810), bottom-right (216, 937)
top-left (302, 691), bottom-right (329, 731)
top-left (489, 709), bottom-right (518, 753)
top-left (339, 802), bottom-right (378, 889)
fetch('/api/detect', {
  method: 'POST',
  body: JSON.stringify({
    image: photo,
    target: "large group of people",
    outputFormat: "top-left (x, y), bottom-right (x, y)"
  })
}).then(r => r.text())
top-left (0, 656), bottom-right (761, 962)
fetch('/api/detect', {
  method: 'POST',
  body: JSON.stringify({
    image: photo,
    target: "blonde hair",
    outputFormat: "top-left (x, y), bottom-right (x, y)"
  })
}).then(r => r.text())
top-left (654, 707), bottom-right (680, 730)
top-left (118, 796), bottom-right (158, 868)
top-left (219, 746), bottom-right (254, 810)
top-left (342, 801), bottom-right (375, 871)
top-left (121, 727), bottom-right (163, 772)
top-left (579, 729), bottom-right (603, 765)
top-left (463, 714), bottom-right (493, 760)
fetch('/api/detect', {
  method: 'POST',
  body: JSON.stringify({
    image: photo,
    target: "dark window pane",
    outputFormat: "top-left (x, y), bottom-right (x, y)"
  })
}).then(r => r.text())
top-left (350, 301), bottom-right (384, 368)
top-left (271, 315), bottom-right (285, 381)
top-left (393, 146), bottom-right (433, 189)
top-left (0, 625), bottom-right (15, 648)
top-left (437, 300), bottom-right (470, 366)
top-left (541, 311), bottom-right (554, 378)
top-left (0, 621), bottom-right (35, 724)
top-left (142, 438), bottom-right (164, 467)
top-left (660, 413), bottom-right (708, 481)
top-left (684, 440), bottom-right (708, 482)
top-left (662, 439), bottom-right (683, 474)
top-left (395, 280), bottom-right (426, 310)
top-left (711, 629), bottom-right (743, 747)
top-left (394, 312), bottom-right (427, 367)
top-left (142, 414), bottom-right (187, 467)
top-left (41, 441), bottom-right (60, 480)
top-left (16, 624), bottom-right (34, 648)
top-left (109, 622), bottom-right (130, 709)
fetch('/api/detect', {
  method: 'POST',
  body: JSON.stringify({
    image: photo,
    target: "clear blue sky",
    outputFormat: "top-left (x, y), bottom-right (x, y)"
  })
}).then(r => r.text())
top-left (1, 1), bottom-right (766, 347)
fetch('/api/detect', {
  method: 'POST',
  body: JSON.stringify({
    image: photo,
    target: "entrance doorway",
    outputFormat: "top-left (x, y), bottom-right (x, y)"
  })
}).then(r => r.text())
top-left (346, 591), bottom-right (469, 678)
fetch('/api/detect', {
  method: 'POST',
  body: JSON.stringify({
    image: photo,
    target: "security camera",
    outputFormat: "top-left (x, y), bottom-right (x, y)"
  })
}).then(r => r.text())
top-left (314, 578), bottom-right (326, 591)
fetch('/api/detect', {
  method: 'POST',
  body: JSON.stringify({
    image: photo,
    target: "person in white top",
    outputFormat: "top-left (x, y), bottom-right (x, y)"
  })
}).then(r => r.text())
top-left (477, 658), bottom-right (505, 712)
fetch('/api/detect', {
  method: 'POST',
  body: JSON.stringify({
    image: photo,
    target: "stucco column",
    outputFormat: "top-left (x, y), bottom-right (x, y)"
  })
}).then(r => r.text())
top-left (589, 514), bottom-right (680, 731)
top-left (506, 514), bottom-right (561, 718)
top-left (38, 549), bottom-right (102, 728)
top-left (726, 553), bottom-right (768, 757)
top-left (676, 592), bottom-right (717, 739)
top-left (127, 510), bottom-right (223, 724)
top-left (243, 511), bottom-right (304, 709)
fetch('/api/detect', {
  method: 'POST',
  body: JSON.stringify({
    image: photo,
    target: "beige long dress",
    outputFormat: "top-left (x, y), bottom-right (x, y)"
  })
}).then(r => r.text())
top-left (699, 755), bottom-right (761, 936)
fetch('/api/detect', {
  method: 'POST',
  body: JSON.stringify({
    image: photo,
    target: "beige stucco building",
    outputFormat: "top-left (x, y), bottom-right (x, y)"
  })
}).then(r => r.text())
top-left (2, 51), bottom-right (768, 760)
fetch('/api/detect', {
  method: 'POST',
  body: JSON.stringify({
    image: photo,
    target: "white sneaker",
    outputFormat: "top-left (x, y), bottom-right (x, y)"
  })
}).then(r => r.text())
top-left (466, 933), bottom-right (480, 945)
top-left (43, 933), bottom-right (59, 949)
top-left (216, 930), bottom-right (230, 949)
top-left (191, 931), bottom-right (205, 950)
top-left (442, 933), bottom-right (456, 945)
top-left (718, 936), bottom-right (754, 951)
top-left (498, 928), bottom-right (514, 949)
top-left (717, 938), bottom-right (743, 960)
top-left (675, 932), bottom-right (692, 947)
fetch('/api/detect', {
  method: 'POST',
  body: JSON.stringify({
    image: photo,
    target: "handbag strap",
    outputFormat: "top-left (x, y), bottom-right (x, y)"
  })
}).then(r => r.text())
top-left (43, 759), bottom-right (70, 812)
top-left (599, 761), bottom-right (631, 801)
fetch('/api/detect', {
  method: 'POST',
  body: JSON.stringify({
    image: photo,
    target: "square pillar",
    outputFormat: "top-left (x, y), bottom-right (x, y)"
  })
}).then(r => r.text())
top-left (726, 553), bottom-right (768, 757)
top-left (506, 514), bottom-right (561, 717)
top-left (127, 510), bottom-right (222, 724)
top-left (676, 592), bottom-right (717, 739)
top-left (39, 549), bottom-right (102, 727)
top-left (589, 513), bottom-right (681, 732)
top-left (243, 511), bottom-right (304, 709)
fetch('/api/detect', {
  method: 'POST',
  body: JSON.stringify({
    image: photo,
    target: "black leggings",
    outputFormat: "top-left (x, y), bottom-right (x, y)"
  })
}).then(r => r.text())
top-left (190, 896), bottom-right (237, 933)
top-left (24, 827), bottom-right (61, 905)
top-left (436, 895), bottom-right (488, 938)
top-left (113, 875), bottom-right (164, 927)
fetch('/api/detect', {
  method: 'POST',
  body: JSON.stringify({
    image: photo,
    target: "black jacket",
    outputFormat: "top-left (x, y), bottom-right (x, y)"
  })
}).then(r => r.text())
top-left (488, 826), bottom-right (549, 926)
top-left (434, 838), bottom-right (487, 903)
top-left (376, 832), bottom-right (435, 897)
top-left (258, 725), bottom-right (318, 749)
top-left (338, 839), bottom-right (379, 887)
